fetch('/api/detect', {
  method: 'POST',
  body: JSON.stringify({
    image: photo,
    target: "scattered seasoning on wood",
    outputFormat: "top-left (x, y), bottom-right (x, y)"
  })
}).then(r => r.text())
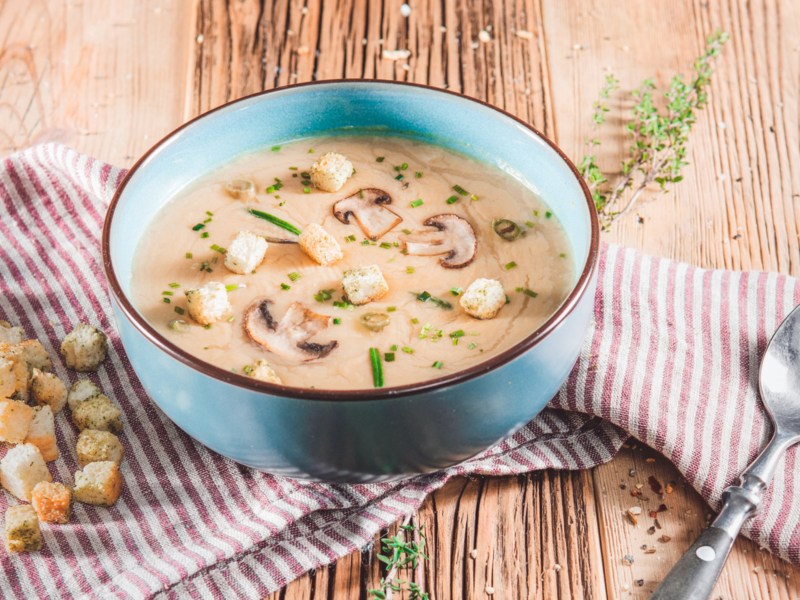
top-left (622, 554), bottom-right (635, 566)
top-left (658, 535), bottom-right (671, 543)
top-left (647, 525), bottom-right (656, 535)
top-left (648, 475), bottom-right (663, 495)
top-left (635, 579), bottom-right (645, 587)
top-left (665, 482), bottom-right (674, 494)
top-left (644, 547), bottom-right (657, 555)
top-left (645, 457), bottom-right (656, 463)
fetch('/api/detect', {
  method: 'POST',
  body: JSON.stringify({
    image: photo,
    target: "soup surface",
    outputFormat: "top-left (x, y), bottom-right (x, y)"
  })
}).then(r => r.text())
top-left (131, 136), bottom-right (574, 390)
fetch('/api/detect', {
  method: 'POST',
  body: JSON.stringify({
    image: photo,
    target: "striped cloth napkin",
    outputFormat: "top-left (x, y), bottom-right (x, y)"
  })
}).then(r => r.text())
top-left (0, 143), bottom-right (798, 598)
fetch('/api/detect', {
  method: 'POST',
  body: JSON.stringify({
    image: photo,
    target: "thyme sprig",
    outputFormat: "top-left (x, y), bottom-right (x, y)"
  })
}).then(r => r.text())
top-left (368, 516), bottom-right (430, 600)
top-left (580, 30), bottom-right (729, 229)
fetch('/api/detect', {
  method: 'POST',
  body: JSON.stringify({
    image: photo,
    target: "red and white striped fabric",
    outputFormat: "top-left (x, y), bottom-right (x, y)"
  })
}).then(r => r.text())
top-left (0, 143), bottom-right (798, 598)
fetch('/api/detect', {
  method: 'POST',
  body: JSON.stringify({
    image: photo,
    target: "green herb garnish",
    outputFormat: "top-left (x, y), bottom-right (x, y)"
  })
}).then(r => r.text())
top-left (174, 306), bottom-right (185, 315)
top-left (247, 208), bottom-right (302, 235)
top-left (410, 199), bottom-right (424, 208)
top-left (161, 291), bottom-right (174, 296)
top-left (379, 242), bottom-right (393, 249)
top-left (369, 347), bottom-right (384, 388)
top-left (271, 145), bottom-right (281, 152)
top-left (225, 284), bottom-right (240, 292)
top-left (414, 291), bottom-right (453, 310)
top-left (345, 234), bottom-right (357, 243)
top-left (210, 244), bottom-right (226, 254)
top-left (406, 266), bottom-right (415, 274)
top-left (185, 252), bottom-right (193, 259)
top-left (168, 282), bottom-right (180, 288)
top-left (504, 261), bottom-right (518, 270)
top-left (415, 172), bottom-right (423, 179)
top-left (432, 361), bottom-right (443, 369)
top-left (449, 330), bottom-right (465, 338)
top-left (192, 223), bottom-right (205, 231)
top-left (384, 352), bottom-right (396, 362)
top-left (314, 289), bottom-right (335, 302)
top-left (452, 184), bottom-right (468, 196)
top-left (162, 297), bottom-right (171, 304)
top-left (395, 174), bottom-right (405, 181)
top-left (280, 283), bottom-right (291, 290)
top-left (450, 287), bottom-right (462, 296)
top-left (200, 232), bottom-right (209, 239)
top-left (515, 287), bottom-right (539, 298)
top-left (446, 195), bottom-right (459, 205)
top-left (288, 272), bottom-right (301, 282)
top-left (376, 156), bottom-right (385, 163)
top-left (333, 318), bottom-right (341, 325)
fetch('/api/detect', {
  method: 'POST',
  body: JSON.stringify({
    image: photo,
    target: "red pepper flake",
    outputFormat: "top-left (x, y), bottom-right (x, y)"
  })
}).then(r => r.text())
top-left (648, 475), bottom-right (663, 495)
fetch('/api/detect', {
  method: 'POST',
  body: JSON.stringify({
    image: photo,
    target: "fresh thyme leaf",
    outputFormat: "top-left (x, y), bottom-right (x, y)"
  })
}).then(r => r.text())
top-left (581, 30), bottom-right (728, 229)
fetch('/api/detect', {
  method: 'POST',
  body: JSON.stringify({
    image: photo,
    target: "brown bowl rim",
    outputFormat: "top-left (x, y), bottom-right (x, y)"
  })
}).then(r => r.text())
top-left (102, 79), bottom-right (600, 402)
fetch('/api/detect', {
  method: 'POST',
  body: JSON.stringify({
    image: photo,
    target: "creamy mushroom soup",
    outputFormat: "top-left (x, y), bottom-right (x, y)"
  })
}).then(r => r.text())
top-left (131, 136), bottom-right (575, 390)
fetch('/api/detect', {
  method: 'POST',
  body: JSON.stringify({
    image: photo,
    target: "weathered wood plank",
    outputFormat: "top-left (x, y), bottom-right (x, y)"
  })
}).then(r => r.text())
top-left (0, 0), bottom-right (192, 166)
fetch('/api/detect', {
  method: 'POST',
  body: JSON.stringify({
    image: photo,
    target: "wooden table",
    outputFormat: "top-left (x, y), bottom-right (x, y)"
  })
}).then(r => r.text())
top-left (2, 1), bottom-right (798, 597)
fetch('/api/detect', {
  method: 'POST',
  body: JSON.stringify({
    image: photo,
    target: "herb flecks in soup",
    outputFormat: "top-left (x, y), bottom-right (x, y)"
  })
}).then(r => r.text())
top-left (131, 136), bottom-right (574, 390)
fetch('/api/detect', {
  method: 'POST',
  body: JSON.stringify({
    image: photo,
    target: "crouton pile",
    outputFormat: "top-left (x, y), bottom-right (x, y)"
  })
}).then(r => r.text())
top-left (0, 321), bottom-right (124, 553)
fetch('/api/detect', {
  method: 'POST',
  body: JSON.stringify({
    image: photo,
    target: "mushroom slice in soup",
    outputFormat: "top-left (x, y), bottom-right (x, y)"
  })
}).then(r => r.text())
top-left (244, 299), bottom-right (338, 362)
top-left (400, 214), bottom-right (477, 268)
top-left (332, 188), bottom-right (402, 241)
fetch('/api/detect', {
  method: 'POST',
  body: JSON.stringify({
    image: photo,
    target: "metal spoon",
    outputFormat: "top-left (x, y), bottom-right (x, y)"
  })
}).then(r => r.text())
top-left (651, 304), bottom-right (800, 599)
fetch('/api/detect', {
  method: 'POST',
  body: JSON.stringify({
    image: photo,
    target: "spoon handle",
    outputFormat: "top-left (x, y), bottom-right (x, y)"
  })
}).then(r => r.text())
top-left (651, 430), bottom-right (792, 600)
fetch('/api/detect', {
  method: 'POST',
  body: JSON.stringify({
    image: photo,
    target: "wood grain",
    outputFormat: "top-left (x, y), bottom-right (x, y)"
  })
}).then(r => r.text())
top-left (2, 0), bottom-right (800, 598)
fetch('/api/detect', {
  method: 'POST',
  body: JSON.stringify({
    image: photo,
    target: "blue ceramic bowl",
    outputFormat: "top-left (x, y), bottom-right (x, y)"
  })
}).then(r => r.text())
top-left (103, 80), bottom-right (599, 482)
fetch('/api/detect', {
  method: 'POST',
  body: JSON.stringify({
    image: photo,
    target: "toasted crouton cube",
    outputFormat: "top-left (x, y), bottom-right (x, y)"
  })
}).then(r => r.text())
top-left (72, 394), bottom-right (122, 433)
top-left (17, 339), bottom-right (51, 371)
top-left (73, 461), bottom-right (122, 506)
top-left (185, 282), bottom-right (233, 326)
top-left (0, 444), bottom-right (51, 501)
top-left (67, 379), bottom-right (101, 412)
top-left (31, 482), bottom-right (72, 524)
top-left (33, 483), bottom-right (69, 524)
top-left (60, 324), bottom-right (108, 372)
top-left (5, 505), bottom-right (41, 552)
top-left (309, 152), bottom-right (354, 192)
top-left (459, 278), bottom-right (506, 320)
top-left (224, 230), bottom-right (269, 275)
top-left (299, 223), bottom-right (343, 266)
top-left (342, 264), bottom-right (389, 305)
top-left (0, 399), bottom-right (35, 444)
top-left (244, 359), bottom-right (282, 384)
top-left (0, 345), bottom-right (29, 401)
top-left (30, 369), bottom-right (67, 414)
top-left (76, 429), bottom-right (124, 467)
top-left (25, 406), bottom-right (58, 462)
top-left (0, 357), bottom-right (15, 398)
top-left (0, 322), bottom-right (24, 345)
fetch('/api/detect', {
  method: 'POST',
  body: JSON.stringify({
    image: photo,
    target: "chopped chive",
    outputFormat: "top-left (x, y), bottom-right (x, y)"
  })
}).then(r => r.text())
top-left (401, 228), bottom-right (412, 235)
top-left (280, 283), bottom-right (291, 290)
top-left (203, 218), bottom-right (212, 224)
top-left (210, 244), bottom-right (226, 254)
top-left (162, 297), bottom-right (171, 304)
top-left (384, 352), bottom-right (396, 362)
top-left (450, 287), bottom-right (462, 296)
top-left (533, 209), bottom-right (540, 217)
top-left (525, 220), bottom-right (535, 228)
top-left (504, 261), bottom-right (518, 270)
top-left (406, 266), bottom-right (415, 274)
top-left (410, 318), bottom-right (419, 324)
top-left (379, 242), bottom-right (393, 249)
top-left (192, 223), bottom-right (205, 231)
top-left (402, 346), bottom-right (414, 354)
top-left (333, 317), bottom-right (341, 325)
top-left (414, 291), bottom-right (453, 310)
top-left (225, 284), bottom-right (240, 292)
top-left (203, 324), bottom-right (212, 330)
top-left (185, 252), bottom-right (193, 259)
top-left (545, 211), bottom-right (553, 219)
top-left (395, 174), bottom-right (405, 181)
top-left (446, 195), bottom-right (459, 204)
top-left (161, 291), bottom-right (174, 296)
top-left (452, 184), bottom-right (469, 196)
top-left (168, 282), bottom-right (181, 288)
top-left (390, 344), bottom-right (399, 351)
top-left (505, 294), bottom-right (511, 304)
top-left (303, 187), bottom-right (311, 194)
top-left (469, 194), bottom-right (479, 201)
top-left (271, 145), bottom-right (281, 151)
top-left (515, 287), bottom-right (538, 298)
top-left (376, 156), bottom-right (385, 163)
top-left (410, 199), bottom-right (424, 208)
top-left (386, 306), bottom-right (397, 312)
top-left (333, 300), bottom-right (354, 310)
top-left (174, 306), bottom-right (185, 315)
top-left (345, 234), bottom-right (357, 242)
top-left (468, 342), bottom-right (477, 350)
top-left (314, 289), bottom-right (335, 302)
top-left (287, 272), bottom-right (301, 282)
top-left (308, 148), bottom-right (315, 154)
top-left (449, 329), bottom-right (466, 338)
top-left (369, 347), bottom-right (384, 388)
top-left (247, 208), bottom-right (302, 235)
top-left (400, 162), bottom-right (409, 170)
top-left (560, 252), bottom-right (568, 258)
top-left (452, 338), bottom-right (459, 346)
top-left (266, 185), bottom-right (276, 194)
top-left (360, 239), bottom-right (371, 246)
top-left (289, 166), bottom-right (298, 171)
top-left (415, 172), bottom-right (423, 179)
top-left (300, 171), bottom-right (310, 179)
top-left (432, 360), bottom-right (443, 369)
top-left (200, 232), bottom-right (210, 239)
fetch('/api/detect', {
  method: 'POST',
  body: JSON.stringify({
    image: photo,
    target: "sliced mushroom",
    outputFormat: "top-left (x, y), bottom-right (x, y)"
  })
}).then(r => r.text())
top-left (400, 214), bottom-right (477, 268)
top-left (244, 299), bottom-right (338, 362)
top-left (332, 188), bottom-right (402, 241)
